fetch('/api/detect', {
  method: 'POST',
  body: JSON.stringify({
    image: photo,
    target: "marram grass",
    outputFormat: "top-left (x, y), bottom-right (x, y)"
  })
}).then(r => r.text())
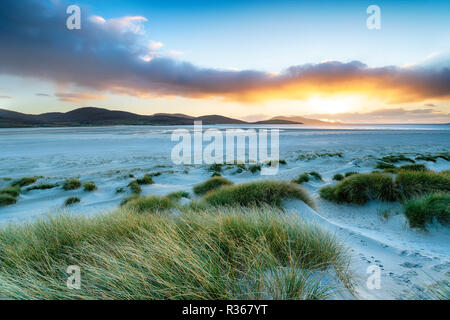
top-left (0, 206), bottom-right (351, 300)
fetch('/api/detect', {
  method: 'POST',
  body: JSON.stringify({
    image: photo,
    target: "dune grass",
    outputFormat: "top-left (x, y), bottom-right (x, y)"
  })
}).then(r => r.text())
top-left (320, 170), bottom-right (450, 205)
top-left (344, 172), bottom-right (357, 178)
top-left (0, 194), bottom-right (17, 206)
top-left (292, 173), bottom-right (310, 184)
top-left (64, 197), bottom-right (81, 206)
top-left (167, 191), bottom-right (190, 200)
top-left (203, 180), bottom-right (314, 208)
top-left (83, 182), bottom-right (97, 192)
top-left (136, 174), bottom-right (154, 185)
top-left (122, 195), bottom-right (175, 213)
top-left (398, 164), bottom-right (428, 172)
top-left (26, 183), bottom-right (58, 191)
top-left (11, 176), bottom-right (38, 188)
top-left (128, 181), bottom-right (142, 194)
top-left (320, 173), bottom-right (397, 205)
top-left (193, 176), bottom-right (233, 195)
top-left (249, 164), bottom-right (262, 173)
top-left (333, 174), bottom-right (344, 181)
top-left (379, 154), bottom-right (415, 164)
top-left (403, 193), bottom-right (450, 228)
top-left (375, 162), bottom-right (396, 170)
top-left (395, 170), bottom-right (450, 199)
top-left (0, 186), bottom-right (21, 197)
top-left (63, 179), bottom-right (81, 191)
top-left (0, 205), bottom-right (350, 299)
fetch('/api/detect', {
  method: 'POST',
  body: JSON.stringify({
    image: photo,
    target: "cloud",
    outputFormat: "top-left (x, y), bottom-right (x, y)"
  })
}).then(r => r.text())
top-left (0, 95), bottom-right (12, 99)
top-left (36, 93), bottom-right (50, 97)
top-left (307, 108), bottom-right (450, 124)
top-left (0, 0), bottom-right (449, 105)
top-left (55, 92), bottom-right (107, 102)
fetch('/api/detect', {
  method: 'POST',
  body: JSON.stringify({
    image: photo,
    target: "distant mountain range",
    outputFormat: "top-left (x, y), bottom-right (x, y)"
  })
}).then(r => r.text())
top-left (0, 107), bottom-right (336, 128)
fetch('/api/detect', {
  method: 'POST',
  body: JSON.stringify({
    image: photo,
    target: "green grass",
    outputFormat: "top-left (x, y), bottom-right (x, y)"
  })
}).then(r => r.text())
top-left (399, 164), bottom-right (428, 172)
top-left (249, 164), bottom-right (262, 173)
top-left (136, 174), bottom-right (154, 185)
top-left (403, 193), bottom-right (450, 228)
top-left (83, 182), bottom-right (97, 192)
top-left (375, 162), bottom-right (396, 170)
top-left (332, 174), bottom-right (344, 181)
top-left (64, 197), bottom-right (81, 206)
top-left (193, 177), bottom-right (234, 195)
top-left (379, 155), bottom-right (415, 164)
top-left (167, 191), bottom-right (190, 200)
top-left (320, 173), bottom-right (397, 205)
top-left (62, 179), bottom-right (81, 191)
top-left (292, 173), bottom-right (310, 184)
top-left (11, 176), bottom-right (38, 188)
top-left (128, 181), bottom-right (142, 194)
top-left (0, 194), bottom-right (17, 206)
top-left (344, 172), bottom-right (357, 178)
top-left (209, 163), bottom-right (222, 173)
top-left (395, 170), bottom-right (450, 199)
top-left (0, 206), bottom-right (350, 299)
top-left (0, 186), bottom-right (21, 197)
top-left (123, 195), bottom-right (175, 213)
top-left (203, 180), bottom-right (314, 209)
top-left (26, 183), bottom-right (57, 191)
top-left (308, 171), bottom-right (322, 180)
top-left (211, 172), bottom-right (221, 177)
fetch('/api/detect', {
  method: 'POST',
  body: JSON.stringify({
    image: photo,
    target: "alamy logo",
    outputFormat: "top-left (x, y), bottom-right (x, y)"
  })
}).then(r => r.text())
top-left (66, 265), bottom-right (81, 289)
top-left (366, 265), bottom-right (381, 290)
top-left (171, 121), bottom-right (280, 175)
top-left (66, 5), bottom-right (81, 30)
top-left (366, 5), bottom-right (381, 30)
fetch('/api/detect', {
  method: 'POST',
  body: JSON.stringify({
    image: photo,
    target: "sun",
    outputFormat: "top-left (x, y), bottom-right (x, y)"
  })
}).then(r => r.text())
top-left (304, 95), bottom-right (363, 114)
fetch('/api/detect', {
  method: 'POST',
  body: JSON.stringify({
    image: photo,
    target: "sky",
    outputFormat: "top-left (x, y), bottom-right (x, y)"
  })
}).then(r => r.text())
top-left (0, 0), bottom-right (449, 123)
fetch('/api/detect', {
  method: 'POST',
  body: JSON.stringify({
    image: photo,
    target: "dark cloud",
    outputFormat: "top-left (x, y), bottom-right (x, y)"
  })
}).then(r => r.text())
top-left (0, 0), bottom-right (449, 104)
top-left (0, 95), bottom-right (12, 99)
top-left (35, 93), bottom-right (50, 97)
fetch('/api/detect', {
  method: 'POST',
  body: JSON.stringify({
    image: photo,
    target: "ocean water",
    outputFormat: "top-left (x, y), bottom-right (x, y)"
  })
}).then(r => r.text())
top-left (0, 124), bottom-right (449, 223)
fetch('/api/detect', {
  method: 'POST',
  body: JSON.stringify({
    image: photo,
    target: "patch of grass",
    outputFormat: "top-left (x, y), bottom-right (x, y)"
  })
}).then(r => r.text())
top-left (83, 182), bottom-right (97, 192)
top-left (0, 186), bottom-right (21, 198)
top-left (203, 180), bottom-right (314, 208)
top-left (11, 176), bottom-right (37, 188)
top-left (25, 183), bottom-right (57, 191)
top-left (399, 164), bottom-right (428, 172)
top-left (193, 177), bottom-right (234, 196)
top-left (344, 172), bottom-right (357, 178)
top-left (115, 187), bottom-right (125, 194)
top-left (0, 194), bottom-right (17, 206)
top-left (379, 155), bottom-right (415, 164)
top-left (375, 162), bottom-right (396, 170)
top-left (416, 155), bottom-right (436, 162)
top-left (319, 173), bottom-right (397, 205)
top-left (64, 197), bottom-right (80, 206)
top-left (211, 172), bottom-right (221, 177)
top-left (128, 181), bottom-right (142, 194)
top-left (333, 174), bottom-right (344, 181)
top-left (209, 163), bottom-right (222, 173)
top-left (63, 179), bottom-right (81, 191)
top-left (308, 171), bottom-right (322, 180)
top-left (403, 193), bottom-right (450, 228)
top-left (136, 174), bottom-right (154, 185)
top-left (292, 173), bottom-right (310, 184)
top-left (0, 206), bottom-right (350, 299)
top-left (396, 170), bottom-right (450, 199)
top-left (123, 195), bottom-right (175, 213)
top-left (249, 164), bottom-right (262, 173)
top-left (167, 191), bottom-right (190, 200)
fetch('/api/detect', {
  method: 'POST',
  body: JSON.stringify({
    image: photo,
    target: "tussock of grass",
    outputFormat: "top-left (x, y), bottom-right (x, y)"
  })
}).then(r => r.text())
top-left (193, 177), bottom-right (233, 195)
top-left (136, 174), bottom-right (154, 185)
top-left (375, 162), bottom-right (396, 170)
top-left (0, 194), bottom-right (17, 206)
top-left (11, 176), bottom-right (37, 188)
top-left (308, 171), bottom-right (322, 180)
top-left (0, 206), bottom-right (350, 299)
top-left (292, 173), bottom-right (310, 184)
top-left (333, 174), bottom-right (344, 181)
top-left (64, 197), bottom-right (80, 206)
top-left (209, 163), bottom-right (222, 173)
top-left (399, 164), bottom-right (428, 172)
top-left (203, 180), bottom-right (314, 208)
top-left (211, 172), bottom-right (221, 177)
top-left (128, 181), bottom-right (142, 194)
top-left (63, 179), bottom-right (81, 191)
top-left (404, 193), bottom-right (450, 228)
top-left (83, 182), bottom-right (97, 192)
top-left (26, 183), bottom-right (57, 191)
top-left (249, 164), bottom-right (262, 173)
top-left (379, 155), bottom-right (415, 164)
top-left (344, 172), bottom-right (357, 178)
top-left (396, 170), bottom-right (450, 199)
top-left (320, 173), bottom-right (396, 205)
top-left (0, 186), bottom-right (20, 197)
top-left (123, 195), bottom-right (174, 213)
top-left (167, 191), bottom-right (190, 200)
